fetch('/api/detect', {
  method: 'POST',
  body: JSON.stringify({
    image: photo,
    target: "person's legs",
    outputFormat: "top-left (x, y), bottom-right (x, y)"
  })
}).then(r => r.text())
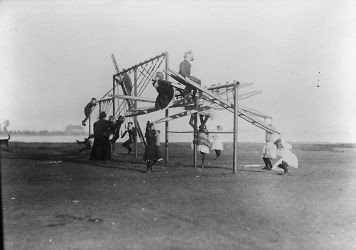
top-left (127, 143), bottom-right (133, 154)
top-left (156, 146), bottom-right (162, 161)
top-left (200, 152), bottom-right (206, 168)
top-left (111, 133), bottom-right (120, 144)
top-left (189, 113), bottom-right (197, 128)
top-left (82, 116), bottom-right (88, 126)
top-left (192, 89), bottom-right (197, 105)
top-left (199, 115), bottom-right (209, 127)
top-left (278, 161), bottom-right (289, 174)
top-left (263, 158), bottom-right (272, 170)
top-left (122, 140), bottom-right (130, 153)
top-left (146, 161), bottom-right (150, 172)
top-left (146, 160), bottom-right (154, 172)
top-left (215, 149), bottom-right (221, 158)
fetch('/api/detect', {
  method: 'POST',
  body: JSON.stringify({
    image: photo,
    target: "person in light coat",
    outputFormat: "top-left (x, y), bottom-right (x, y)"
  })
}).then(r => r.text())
top-left (260, 132), bottom-right (277, 170)
top-left (211, 125), bottom-right (224, 159)
top-left (196, 125), bottom-right (211, 168)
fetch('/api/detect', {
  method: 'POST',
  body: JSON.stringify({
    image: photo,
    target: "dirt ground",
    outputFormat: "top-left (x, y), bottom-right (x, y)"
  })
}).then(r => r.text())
top-left (1, 141), bottom-right (356, 250)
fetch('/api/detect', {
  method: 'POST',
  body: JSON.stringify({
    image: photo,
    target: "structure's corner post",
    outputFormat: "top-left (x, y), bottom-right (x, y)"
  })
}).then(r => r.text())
top-left (193, 115), bottom-right (198, 168)
top-left (164, 52), bottom-right (169, 167)
top-left (112, 75), bottom-right (116, 118)
top-left (233, 81), bottom-right (240, 173)
top-left (89, 114), bottom-right (92, 137)
top-left (134, 69), bottom-right (138, 158)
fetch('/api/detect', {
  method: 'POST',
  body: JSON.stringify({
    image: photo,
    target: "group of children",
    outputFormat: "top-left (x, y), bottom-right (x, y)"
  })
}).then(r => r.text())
top-left (83, 49), bottom-right (298, 174)
top-left (194, 124), bottom-right (224, 168)
top-left (84, 107), bottom-right (163, 172)
top-left (85, 107), bottom-right (297, 175)
top-left (84, 110), bottom-right (138, 166)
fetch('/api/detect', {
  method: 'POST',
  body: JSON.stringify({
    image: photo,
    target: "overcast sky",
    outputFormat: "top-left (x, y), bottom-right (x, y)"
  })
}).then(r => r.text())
top-left (1, 0), bottom-right (355, 142)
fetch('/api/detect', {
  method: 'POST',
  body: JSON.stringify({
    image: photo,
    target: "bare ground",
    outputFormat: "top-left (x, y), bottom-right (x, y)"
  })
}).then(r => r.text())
top-left (1, 142), bottom-right (356, 250)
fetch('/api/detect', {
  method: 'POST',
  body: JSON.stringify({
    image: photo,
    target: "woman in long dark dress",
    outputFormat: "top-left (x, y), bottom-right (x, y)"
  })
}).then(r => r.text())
top-left (90, 111), bottom-right (112, 164)
top-left (143, 121), bottom-right (159, 172)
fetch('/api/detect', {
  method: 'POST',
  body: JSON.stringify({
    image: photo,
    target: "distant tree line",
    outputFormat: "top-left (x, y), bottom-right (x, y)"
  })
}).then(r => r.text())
top-left (0, 121), bottom-right (86, 136)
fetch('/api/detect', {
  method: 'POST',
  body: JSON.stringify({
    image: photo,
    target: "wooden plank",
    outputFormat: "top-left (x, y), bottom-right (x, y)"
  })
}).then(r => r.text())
top-left (237, 90), bottom-right (262, 100)
top-left (207, 82), bottom-right (253, 91)
top-left (125, 107), bottom-right (158, 117)
top-left (111, 94), bottom-right (155, 103)
top-left (166, 69), bottom-right (280, 134)
top-left (154, 106), bottom-right (211, 124)
top-left (239, 105), bottom-right (272, 119)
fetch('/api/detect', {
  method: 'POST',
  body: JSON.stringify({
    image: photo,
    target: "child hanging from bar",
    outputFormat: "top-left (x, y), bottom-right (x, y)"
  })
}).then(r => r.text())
top-left (143, 121), bottom-right (160, 172)
top-left (110, 115), bottom-right (125, 151)
top-left (211, 125), bottom-right (224, 159)
top-left (197, 125), bottom-right (211, 169)
top-left (82, 98), bottom-right (97, 126)
top-left (121, 121), bottom-right (137, 154)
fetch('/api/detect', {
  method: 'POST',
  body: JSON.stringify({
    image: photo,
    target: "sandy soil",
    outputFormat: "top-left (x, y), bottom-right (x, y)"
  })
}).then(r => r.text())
top-left (1, 142), bottom-right (356, 250)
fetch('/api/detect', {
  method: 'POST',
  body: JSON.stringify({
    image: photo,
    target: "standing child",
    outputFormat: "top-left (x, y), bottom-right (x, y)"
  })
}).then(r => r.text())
top-left (197, 125), bottom-right (211, 168)
top-left (260, 132), bottom-right (277, 170)
top-left (211, 125), bottom-right (224, 159)
top-left (155, 129), bottom-right (163, 162)
top-left (143, 122), bottom-right (160, 172)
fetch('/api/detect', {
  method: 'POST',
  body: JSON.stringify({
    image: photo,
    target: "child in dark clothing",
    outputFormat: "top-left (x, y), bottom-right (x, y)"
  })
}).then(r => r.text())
top-left (143, 122), bottom-right (160, 172)
top-left (82, 98), bottom-right (97, 126)
top-left (110, 116), bottom-right (125, 151)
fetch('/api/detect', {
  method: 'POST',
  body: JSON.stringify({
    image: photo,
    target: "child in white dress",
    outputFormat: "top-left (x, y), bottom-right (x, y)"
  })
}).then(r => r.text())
top-left (272, 139), bottom-right (298, 175)
top-left (211, 125), bottom-right (224, 159)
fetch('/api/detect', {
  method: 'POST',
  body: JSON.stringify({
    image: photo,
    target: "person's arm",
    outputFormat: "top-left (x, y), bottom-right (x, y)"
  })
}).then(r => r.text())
top-left (260, 145), bottom-right (266, 158)
top-left (121, 130), bottom-right (128, 138)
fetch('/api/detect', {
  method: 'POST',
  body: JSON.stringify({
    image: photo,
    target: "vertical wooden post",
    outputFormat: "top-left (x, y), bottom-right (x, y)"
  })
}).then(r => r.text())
top-left (112, 76), bottom-right (116, 118)
top-left (193, 115), bottom-right (198, 167)
top-left (89, 114), bottom-right (92, 137)
top-left (233, 81), bottom-right (240, 173)
top-left (164, 52), bottom-right (169, 167)
top-left (134, 69), bottom-right (138, 158)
